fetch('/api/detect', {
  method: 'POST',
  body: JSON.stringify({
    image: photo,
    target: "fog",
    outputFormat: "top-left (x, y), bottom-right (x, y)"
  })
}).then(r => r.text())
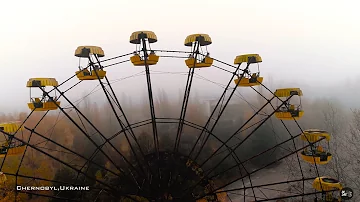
top-left (0, 1), bottom-right (360, 201)
top-left (1, 0), bottom-right (360, 113)
top-left (2, 80), bottom-right (359, 201)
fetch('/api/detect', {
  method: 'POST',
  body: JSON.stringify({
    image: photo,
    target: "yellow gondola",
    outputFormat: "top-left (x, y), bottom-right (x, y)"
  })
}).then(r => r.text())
top-left (184, 34), bottom-right (213, 68)
top-left (274, 88), bottom-right (304, 120)
top-left (129, 31), bottom-right (159, 66)
top-left (313, 177), bottom-right (343, 202)
top-left (0, 122), bottom-right (23, 133)
top-left (26, 78), bottom-right (60, 111)
top-left (313, 177), bottom-right (342, 191)
top-left (75, 46), bottom-right (107, 80)
top-left (233, 54), bottom-right (263, 87)
top-left (0, 122), bottom-right (26, 158)
top-left (300, 129), bottom-right (332, 164)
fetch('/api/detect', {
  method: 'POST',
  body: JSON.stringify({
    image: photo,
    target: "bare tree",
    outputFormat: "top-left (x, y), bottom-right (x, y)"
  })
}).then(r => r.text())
top-left (322, 101), bottom-right (349, 181)
top-left (321, 101), bottom-right (358, 201)
top-left (345, 109), bottom-right (360, 199)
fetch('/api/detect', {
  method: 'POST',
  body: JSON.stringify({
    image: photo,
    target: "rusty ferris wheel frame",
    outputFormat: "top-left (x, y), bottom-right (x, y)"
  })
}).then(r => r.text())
top-left (0, 32), bottom-right (343, 202)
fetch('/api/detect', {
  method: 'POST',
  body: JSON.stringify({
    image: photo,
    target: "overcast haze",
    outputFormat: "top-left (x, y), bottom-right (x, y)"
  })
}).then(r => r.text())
top-left (1, 0), bottom-right (359, 113)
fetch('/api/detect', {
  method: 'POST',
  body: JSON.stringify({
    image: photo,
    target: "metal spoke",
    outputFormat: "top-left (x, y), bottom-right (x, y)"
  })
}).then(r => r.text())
top-left (40, 87), bottom-right (143, 188)
top-left (2, 43), bottom-right (336, 202)
top-left (174, 41), bottom-right (200, 153)
top-left (188, 60), bottom-right (251, 160)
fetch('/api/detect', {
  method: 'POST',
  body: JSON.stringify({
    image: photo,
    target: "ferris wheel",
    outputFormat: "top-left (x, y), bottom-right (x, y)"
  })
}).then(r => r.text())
top-left (0, 31), bottom-right (354, 202)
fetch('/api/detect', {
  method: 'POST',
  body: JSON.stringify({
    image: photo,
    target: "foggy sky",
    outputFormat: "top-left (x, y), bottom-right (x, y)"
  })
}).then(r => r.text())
top-left (1, 0), bottom-right (360, 113)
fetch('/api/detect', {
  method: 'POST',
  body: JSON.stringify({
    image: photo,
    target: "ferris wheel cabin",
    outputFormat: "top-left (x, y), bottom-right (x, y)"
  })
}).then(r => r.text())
top-left (184, 34), bottom-right (213, 68)
top-left (233, 54), bottom-right (263, 87)
top-left (75, 46), bottom-right (107, 80)
top-left (274, 88), bottom-right (304, 120)
top-left (26, 78), bottom-right (60, 111)
top-left (313, 177), bottom-right (344, 201)
top-left (313, 177), bottom-right (343, 201)
top-left (130, 31), bottom-right (160, 66)
top-left (0, 122), bottom-right (26, 158)
top-left (299, 129), bottom-right (332, 165)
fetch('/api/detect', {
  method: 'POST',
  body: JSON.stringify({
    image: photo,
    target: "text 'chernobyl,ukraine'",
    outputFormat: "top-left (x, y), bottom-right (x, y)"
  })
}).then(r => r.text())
top-left (17, 186), bottom-right (90, 191)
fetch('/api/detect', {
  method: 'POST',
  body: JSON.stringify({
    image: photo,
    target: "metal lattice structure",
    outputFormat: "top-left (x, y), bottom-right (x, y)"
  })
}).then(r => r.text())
top-left (0, 31), bottom-right (354, 202)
